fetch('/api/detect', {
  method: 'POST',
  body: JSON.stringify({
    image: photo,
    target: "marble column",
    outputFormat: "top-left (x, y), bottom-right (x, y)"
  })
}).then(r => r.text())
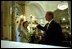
top-left (1, 1), bottom-right (12, 40)
top-left (68, 1), bottom-right (71, 32)
top-left (11, 1), bottom-right (16, 41)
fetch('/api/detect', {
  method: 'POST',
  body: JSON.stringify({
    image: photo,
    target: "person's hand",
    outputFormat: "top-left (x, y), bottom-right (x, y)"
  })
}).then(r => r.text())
top-left (32, 24), bottom-right (38, 28)
top-left (32, 20), bottom-right (39, 28)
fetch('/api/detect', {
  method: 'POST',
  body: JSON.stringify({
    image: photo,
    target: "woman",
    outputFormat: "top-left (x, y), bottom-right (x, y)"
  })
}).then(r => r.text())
top-left (18, 19), bottom-right (30, 42)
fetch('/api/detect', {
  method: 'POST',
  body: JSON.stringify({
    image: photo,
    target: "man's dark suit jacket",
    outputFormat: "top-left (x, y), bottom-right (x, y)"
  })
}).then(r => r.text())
top-left (37, 20), bottom-right (65, 45)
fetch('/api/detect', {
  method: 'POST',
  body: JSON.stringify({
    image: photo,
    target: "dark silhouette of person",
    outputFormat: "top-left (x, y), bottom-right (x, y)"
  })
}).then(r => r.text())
top-left (37, 11), bottom-right (65, 46)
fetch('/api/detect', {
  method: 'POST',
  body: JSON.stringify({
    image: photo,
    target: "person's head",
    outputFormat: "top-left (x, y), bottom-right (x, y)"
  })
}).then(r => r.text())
top-left (45, 11), bottom-right (54, 21)
top-left (23, 21), bottom-right (29, 28)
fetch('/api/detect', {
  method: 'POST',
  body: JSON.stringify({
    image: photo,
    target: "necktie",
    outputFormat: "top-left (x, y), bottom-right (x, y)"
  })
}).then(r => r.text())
top-left (46, 23), bottom-right (49, 29)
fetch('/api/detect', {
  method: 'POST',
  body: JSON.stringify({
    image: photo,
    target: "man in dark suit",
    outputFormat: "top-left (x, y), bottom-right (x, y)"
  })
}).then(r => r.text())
top-left (37, 11), bottom-right (65, 45)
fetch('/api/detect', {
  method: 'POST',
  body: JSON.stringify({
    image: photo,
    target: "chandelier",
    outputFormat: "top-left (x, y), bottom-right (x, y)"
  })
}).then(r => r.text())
top-left (57, 1), bottom-right (68, 10)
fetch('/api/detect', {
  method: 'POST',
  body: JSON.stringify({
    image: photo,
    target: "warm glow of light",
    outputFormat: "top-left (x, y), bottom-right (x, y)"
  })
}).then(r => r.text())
top-left (62, 18), bottom-right (66, 21)
top-left (24, 16), bottom-right (26, 21)
top-left (20, 15), bottom-right (24, 18)
top-left (19, 15), bottom-right (26, 21)
top-left (66, 26), bottom-right (68, 29)
top-left (57, 1), bottom-right (68, 10)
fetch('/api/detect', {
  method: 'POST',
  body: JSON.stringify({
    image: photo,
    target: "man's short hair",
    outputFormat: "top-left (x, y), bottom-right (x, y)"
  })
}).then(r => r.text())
top-left (46, 11), bottom-right (54, 18)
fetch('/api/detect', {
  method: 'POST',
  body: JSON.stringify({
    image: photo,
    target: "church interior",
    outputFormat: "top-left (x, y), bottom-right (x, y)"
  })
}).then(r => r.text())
top-left (1, 1), bottom-right (71, 48)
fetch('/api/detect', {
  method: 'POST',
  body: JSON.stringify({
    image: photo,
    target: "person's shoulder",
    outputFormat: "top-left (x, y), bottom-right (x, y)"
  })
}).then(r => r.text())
top-left (52, 20), bottom-right (60, 26)
top-left (51, 20), bottom-right (57, 24)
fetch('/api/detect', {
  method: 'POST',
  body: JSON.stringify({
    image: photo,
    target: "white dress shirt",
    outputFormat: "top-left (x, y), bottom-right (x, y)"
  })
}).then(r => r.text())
top-left (47, 19), bottom-right (53, 29)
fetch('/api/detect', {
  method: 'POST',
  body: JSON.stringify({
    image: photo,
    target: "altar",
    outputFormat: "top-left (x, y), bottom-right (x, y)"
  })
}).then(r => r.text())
top-left (1, 40), bottom-right (69, 48)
